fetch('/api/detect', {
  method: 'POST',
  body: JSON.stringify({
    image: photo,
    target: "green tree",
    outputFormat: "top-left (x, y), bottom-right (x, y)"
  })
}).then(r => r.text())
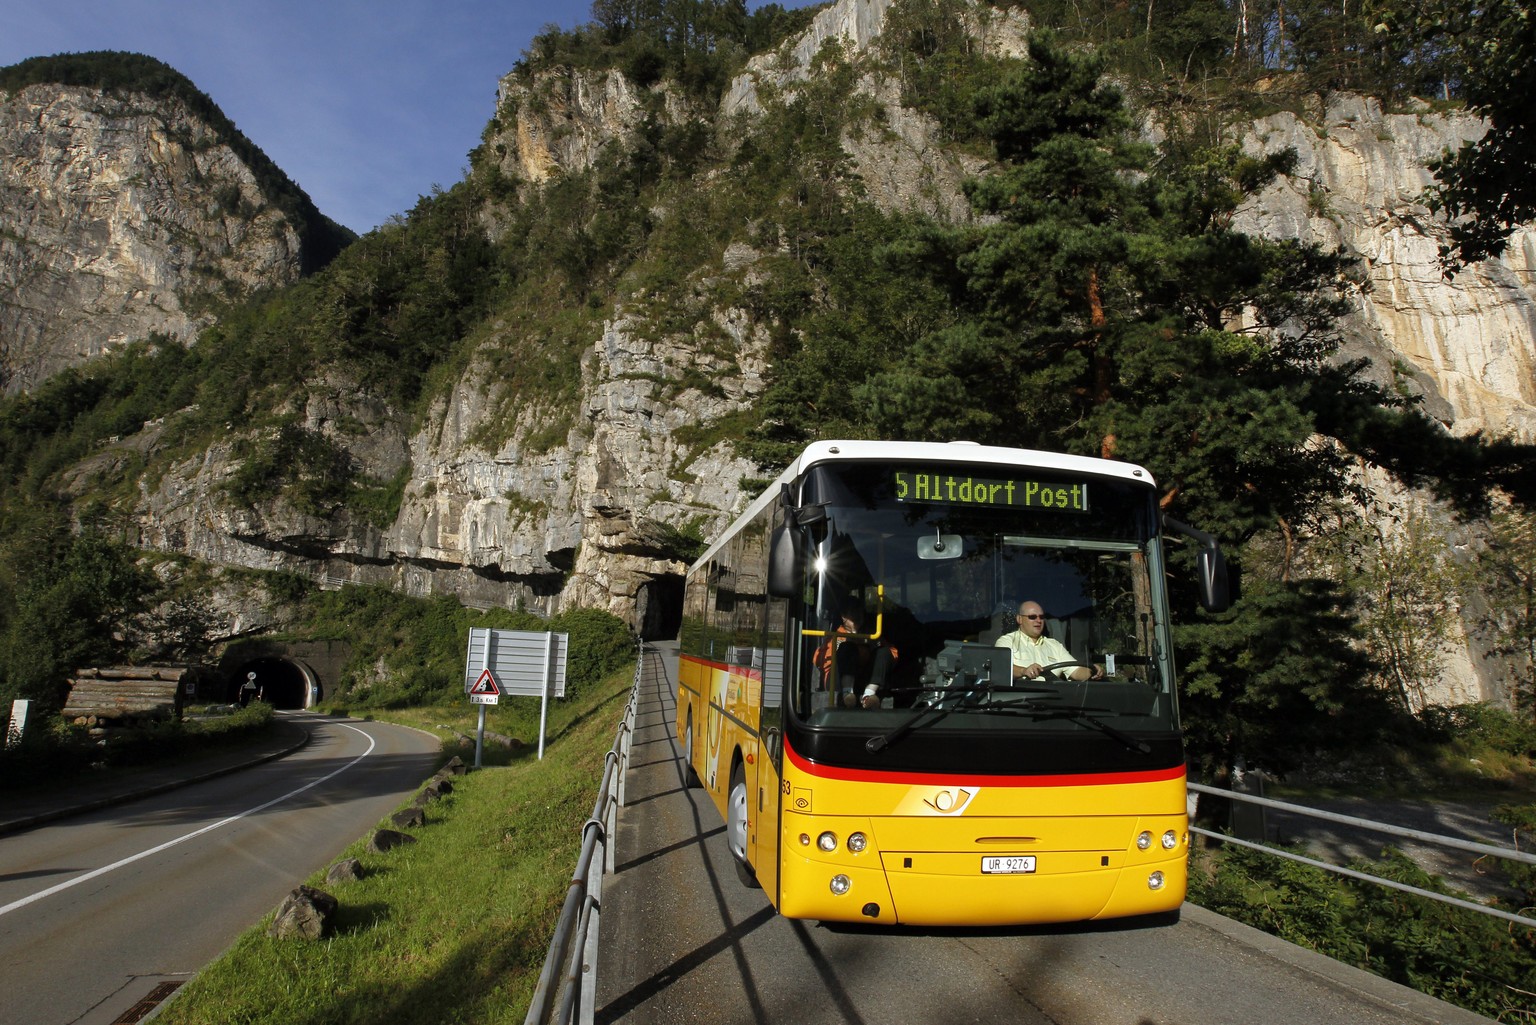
top-left (1481, 504), bottom-right (1536, 713)
top-left (0, 520), bottom-right (155, 714)
top-left (1372, 0), bottom-right (1536, 267)
top-left (1310, 508), bottom-right (1473, 712)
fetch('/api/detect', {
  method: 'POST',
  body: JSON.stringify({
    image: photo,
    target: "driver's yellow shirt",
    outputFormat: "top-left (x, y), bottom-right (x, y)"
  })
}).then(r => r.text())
top-left (995, 630), bottom-right (1075, 677)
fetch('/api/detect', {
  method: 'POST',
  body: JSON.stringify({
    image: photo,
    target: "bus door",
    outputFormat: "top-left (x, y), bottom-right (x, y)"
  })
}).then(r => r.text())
top-left (752, 639), bottom-right (785, 900)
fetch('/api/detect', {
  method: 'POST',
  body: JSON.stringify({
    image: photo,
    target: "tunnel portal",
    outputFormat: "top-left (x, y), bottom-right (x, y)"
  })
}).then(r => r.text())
top-left (231, 657), bottom-right (314, 710)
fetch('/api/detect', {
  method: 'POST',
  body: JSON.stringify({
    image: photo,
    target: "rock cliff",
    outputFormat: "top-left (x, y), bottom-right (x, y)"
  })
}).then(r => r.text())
top-left (4, 3), bottom-right (1533, 703)
top-left (0, 80), bottom-right (311, 392)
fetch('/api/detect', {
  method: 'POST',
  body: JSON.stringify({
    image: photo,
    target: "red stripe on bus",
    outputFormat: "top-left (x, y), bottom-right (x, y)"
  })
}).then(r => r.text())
top-left (784, 741), bottom-right (1184, 787)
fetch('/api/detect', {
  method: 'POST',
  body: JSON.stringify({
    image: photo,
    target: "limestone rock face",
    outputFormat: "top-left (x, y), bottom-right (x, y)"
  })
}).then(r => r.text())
top-left (0, 83), bottom-right (306, 392)
top-left (490, 67), bottom-right (655, 186)
top-left (1238, 94), bottom-right (1536, 443)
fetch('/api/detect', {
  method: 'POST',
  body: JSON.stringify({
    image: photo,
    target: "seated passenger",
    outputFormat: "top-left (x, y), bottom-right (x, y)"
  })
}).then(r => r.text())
top-left (995, 601), bottom-right (1103, 681)
top-left (815, 603), bottom-right (897, 708)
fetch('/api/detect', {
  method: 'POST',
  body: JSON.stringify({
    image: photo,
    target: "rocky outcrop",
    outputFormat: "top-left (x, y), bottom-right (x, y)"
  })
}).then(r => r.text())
top-left (1239, 93), bottom-right (1536, 443)
top-left (0, 82), bottom-right (309, 392)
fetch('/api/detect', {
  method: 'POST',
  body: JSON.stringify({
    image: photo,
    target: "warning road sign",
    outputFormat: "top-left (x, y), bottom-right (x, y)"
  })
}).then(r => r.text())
top-left (469, 669), bottom-right (501, 704)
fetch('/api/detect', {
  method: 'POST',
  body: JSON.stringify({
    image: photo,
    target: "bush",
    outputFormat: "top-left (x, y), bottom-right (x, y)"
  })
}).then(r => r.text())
top-left (1419, 703), bottom-right (1536, 756)
top-left (550, 607), bottom-right (634, 693)
top-left (299, 584), bottom-right (633, 710)
top-left (0, 701), bottom-right (275, 790)
top-left (1191, 843), bottom-right (1536, 1020)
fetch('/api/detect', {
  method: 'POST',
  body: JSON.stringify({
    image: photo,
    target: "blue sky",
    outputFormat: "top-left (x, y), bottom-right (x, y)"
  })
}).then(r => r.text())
top-left (3, 1), bottom-right (821, 235)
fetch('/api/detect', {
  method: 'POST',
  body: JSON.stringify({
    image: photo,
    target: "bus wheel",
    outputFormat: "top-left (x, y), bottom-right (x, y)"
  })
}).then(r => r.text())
top-left (728, 764), bottom-right (760, 888)
top-left (682, 714), bottom-right (701, 789)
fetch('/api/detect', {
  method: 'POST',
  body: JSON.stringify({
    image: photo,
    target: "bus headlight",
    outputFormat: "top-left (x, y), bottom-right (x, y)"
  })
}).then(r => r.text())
top-left (1162, 830), bottom-right (1178, 850)
top-left (830, 874), bottom-right (851, 895)
top-left (818, 831), bottom-right (839, 853)
top-left (1148, 871), bottom-right (1165, 891)
top-left (847, 832), bottom-right (868, 853)
top-left (1136, 830), bottom-right (1153, 850)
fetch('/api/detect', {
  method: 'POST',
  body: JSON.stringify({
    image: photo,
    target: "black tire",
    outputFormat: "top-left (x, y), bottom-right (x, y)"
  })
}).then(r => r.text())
top-left (682, 713), bottom-right (702, 789)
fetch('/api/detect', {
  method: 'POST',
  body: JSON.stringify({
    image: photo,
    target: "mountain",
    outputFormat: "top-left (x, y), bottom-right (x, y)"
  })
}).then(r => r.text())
top-left (0, 51), bottom-right (354, 393)
top-left (1, 0), bottom-right (1532, 707)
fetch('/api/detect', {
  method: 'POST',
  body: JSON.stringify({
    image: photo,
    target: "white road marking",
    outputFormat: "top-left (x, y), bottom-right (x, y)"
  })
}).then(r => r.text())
top-left (0, 719), bottom-right (377, 918)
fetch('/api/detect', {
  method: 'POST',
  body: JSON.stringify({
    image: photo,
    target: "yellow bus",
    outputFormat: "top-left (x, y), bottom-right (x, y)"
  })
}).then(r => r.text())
top-left (675, 440), bottom-right (1229, 926)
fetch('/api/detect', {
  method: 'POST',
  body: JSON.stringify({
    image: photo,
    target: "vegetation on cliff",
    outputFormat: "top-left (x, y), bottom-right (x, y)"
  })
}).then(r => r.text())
top-left (0, 1), bottom-right (1533, 772)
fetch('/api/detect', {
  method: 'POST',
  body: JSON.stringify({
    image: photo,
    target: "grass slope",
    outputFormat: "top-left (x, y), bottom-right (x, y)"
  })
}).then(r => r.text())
top-left (156, 669), bottom-right (633, 1025)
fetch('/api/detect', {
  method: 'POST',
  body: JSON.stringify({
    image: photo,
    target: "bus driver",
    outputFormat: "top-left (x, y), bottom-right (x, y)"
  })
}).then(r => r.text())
top-left (996, 600), bottom-right (1104, 681)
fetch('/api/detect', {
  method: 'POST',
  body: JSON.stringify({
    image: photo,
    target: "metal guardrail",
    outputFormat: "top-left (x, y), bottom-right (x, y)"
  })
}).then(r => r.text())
top-left (1188, 782), bottom-right (1536, 930)
top-left (523, 642), bottom-right (644, 1025)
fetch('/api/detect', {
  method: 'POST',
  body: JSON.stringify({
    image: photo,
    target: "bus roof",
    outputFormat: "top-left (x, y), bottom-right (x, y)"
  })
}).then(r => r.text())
top-left (689, 440), bottom-right (1157, 573)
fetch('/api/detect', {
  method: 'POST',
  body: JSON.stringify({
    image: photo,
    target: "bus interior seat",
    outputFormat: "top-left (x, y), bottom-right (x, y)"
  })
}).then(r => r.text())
top-left (977, 607), bottom-right (1012, 644)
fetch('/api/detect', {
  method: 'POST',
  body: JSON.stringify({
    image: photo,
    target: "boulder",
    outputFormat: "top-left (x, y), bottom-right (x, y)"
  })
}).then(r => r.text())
top-left (415, 778), bottom-right (453, 806)
top-left (325, 858), bottom-right (365, 885)
top-left (268, 885), bottom-right (338, 940)
top-left (390, 806), bottom-right (426, 829)
top-left (369, 828), bottom-right (417, 854)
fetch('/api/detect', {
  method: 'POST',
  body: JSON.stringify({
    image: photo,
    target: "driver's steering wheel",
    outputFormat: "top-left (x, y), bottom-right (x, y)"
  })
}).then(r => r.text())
top-left (1025, 660), bottom-right (1097, 681)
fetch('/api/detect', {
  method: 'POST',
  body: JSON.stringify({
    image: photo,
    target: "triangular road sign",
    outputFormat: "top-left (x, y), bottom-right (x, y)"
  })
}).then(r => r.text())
top-left (469, 669), bottom-right (502, 696)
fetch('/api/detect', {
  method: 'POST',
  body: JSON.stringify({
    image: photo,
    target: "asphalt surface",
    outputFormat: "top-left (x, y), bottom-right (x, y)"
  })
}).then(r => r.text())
top-left (0, 712), bottom-right (444, 1025)
top-left (0, 716), bottom-right (312, 837)
top-left (596, 644), bottom-right (1500, 1025)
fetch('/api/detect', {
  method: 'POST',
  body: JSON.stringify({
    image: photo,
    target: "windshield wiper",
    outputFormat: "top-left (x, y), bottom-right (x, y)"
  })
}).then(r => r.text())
top-left (866, 682), bottom-right (1055, 753)
top-left (1027, 707), bottom-right (1152, 754)
top-left (866, 700), bottom-right (952, 753)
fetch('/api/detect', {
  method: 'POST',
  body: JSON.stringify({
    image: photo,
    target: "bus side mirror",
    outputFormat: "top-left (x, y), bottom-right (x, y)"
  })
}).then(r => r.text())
top-left (1165, 514), bottom-right (1234, 614)
top-left (1197, 546), bottom-right (1231, 613)
top-left (767, 523), bottom-right (801, 599)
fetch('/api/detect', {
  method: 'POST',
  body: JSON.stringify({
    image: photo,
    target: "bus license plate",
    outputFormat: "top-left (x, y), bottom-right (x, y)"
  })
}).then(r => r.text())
top-left (981, 856), bottom-right (1036, 874)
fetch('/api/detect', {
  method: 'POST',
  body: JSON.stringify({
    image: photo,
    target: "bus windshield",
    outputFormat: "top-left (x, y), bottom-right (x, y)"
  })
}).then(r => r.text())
top-left (787, 460), bottom-right (1177, 758)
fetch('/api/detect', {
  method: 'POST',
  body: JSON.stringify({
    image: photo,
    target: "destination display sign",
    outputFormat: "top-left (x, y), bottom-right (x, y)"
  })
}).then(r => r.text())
top-left (893, 470), bottom-right (1090, 513)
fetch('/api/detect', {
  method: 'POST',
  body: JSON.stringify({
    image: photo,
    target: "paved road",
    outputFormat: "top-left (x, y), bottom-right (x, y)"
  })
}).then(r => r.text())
top-left (0, 712), bottom-right (441, 1025)
top-left (596, 648), bottom-right (1494, 1025)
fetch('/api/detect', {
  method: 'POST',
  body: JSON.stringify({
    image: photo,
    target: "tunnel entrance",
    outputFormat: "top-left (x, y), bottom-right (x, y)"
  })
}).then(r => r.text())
top-left (636, 573), bottom-right (684, 641)
top-left (231, 657), bottom-right (312, 710)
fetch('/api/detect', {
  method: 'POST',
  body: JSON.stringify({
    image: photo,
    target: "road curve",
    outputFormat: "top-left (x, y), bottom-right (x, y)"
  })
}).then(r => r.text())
top-left (596, 649), bottom-right (1493, 1025)
top-left (0, 713), bottom-right (441, 1025)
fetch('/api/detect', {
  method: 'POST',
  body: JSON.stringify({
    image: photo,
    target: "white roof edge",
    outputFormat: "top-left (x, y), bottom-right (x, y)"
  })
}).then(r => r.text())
top-left (690, 441), bottom-right (1157, 573)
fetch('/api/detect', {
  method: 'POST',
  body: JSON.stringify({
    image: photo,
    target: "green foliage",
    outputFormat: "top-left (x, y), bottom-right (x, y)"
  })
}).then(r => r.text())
top-left (225, 421), bottom-right (356, 514)
top-left (1178, 574), bottom-right (1391, 779)
top-left (0, 520), bottom-right (155, 715)
top-left (288, 585), bottom-right (632, 710)
top-left (1191, 844), bottom-right (1536, 1021)
top-left (516, 0), bottom-right (818, 105)
top-left (1418, 703), bottom-right (1536, 758)
top-left (0, 51), bottom-right (354, 269)
top-left (1490, 801), bottom-right (1536, 906)
top-left (879, 0), bottom-right (1013, 145)
top-left (1479, 504), bottom-right (1536, 713)
top-left (1372, 0), bottom-right (1536, 266)
top-left (0, 685), bottom-right (275, 790)
top-left (1309, 510), bottom-right (1475, 711)
top-left (550, 606), bottom-right (635, 692)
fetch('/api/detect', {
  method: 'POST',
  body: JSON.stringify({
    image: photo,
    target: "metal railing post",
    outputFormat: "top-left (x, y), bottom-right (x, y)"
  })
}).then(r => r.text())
top-left (1187, 781), bottom-right (1536, 931)
top-left (524, 640), bottom-right (648, 1025)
